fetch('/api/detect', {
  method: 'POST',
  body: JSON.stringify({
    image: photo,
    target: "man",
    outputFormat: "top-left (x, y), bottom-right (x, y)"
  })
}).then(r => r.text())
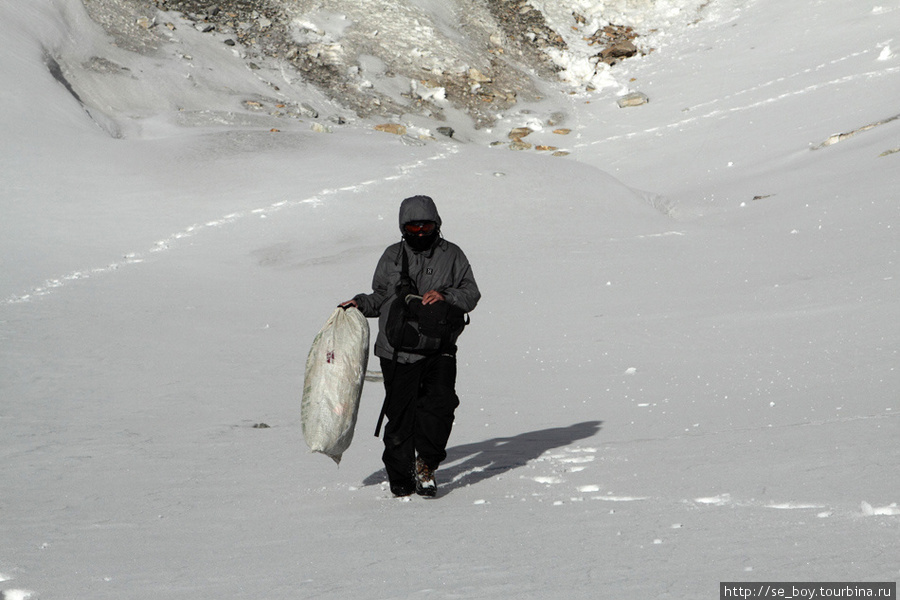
top-left (342, 195), bottom-right (480, 497)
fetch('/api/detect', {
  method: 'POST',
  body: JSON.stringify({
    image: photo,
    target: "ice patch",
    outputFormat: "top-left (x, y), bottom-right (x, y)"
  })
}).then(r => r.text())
top-left (291, 10), bottom-right (353, 45)
top-left (861, 501), bottom-right (900, 516)
top-left (765, 502), bottom-right (826, 510)
top-left (558, 455), bottom-right (595, 464)
top-left (592, 495), bottom-right (648, 502)
top-left (578, 485), bottom-right (601, 493)
top-left (533, 476), bottom-right (563, 485)
top-left (410, 79), bottom-right (446, 101)
top-left (695, 493), bottom-right (731, 506)
top-left (1, 591), bottom-right (34, 600)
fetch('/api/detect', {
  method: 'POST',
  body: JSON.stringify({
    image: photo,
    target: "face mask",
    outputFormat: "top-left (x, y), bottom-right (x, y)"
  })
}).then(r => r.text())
top-left (404, 230), bottom-right (438, 252)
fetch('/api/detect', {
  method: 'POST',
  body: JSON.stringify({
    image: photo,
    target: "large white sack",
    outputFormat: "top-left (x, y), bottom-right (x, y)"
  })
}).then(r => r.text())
top-left (301, 307), bottom-right (370, 464)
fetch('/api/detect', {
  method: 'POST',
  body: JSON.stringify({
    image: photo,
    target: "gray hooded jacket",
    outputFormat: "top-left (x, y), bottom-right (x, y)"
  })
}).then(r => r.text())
top-left (353, 196), bottom-right (481, 363)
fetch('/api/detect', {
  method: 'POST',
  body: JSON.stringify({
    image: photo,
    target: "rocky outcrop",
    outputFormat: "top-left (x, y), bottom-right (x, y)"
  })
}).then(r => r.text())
top-left (582, 23), bottom-right (642, 66)
top-left (102, 0), bottom-right (645, 130)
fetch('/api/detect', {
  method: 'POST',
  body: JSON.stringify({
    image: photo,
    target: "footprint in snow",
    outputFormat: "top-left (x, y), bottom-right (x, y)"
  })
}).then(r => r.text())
top-left (537, 446), bottom-right (598, 473)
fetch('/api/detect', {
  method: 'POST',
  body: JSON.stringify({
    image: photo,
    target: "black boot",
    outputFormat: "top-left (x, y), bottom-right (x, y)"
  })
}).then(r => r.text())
top-left (415, 458), bottom-right (437, 497)
top-left (390, 478), bottom-right (416, 497)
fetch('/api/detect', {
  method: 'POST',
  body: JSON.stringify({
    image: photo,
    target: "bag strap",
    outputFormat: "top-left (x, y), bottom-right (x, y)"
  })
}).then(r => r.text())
top-left (375, 246), bottom-right (412, 438)
top-left (374, 349), bottom-right (395, 437)
top-left (399, 245), bottom-right (415, 292)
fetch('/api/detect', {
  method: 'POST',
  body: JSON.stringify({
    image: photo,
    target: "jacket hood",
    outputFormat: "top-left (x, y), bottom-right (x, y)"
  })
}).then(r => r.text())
top-left (398, 195), bottom-right (442, 230)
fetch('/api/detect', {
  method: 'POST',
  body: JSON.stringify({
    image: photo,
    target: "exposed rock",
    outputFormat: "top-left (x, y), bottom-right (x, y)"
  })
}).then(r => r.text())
top-left (599, 40), bottom-right (639, 63)
top-left (436, 126), bottom-right (455, 138)
top-left (509, 140), bottom-right (532, 150)
top-left (83, 0), bottom-right (166, 53)
top-left (584, 23), bottom-right (642, 66)
top-left (617, 92), bottom-right (649, 108)
top-left (400, 135), bottom-right (427, 146)
top-left (535, 145), bottom-right (558, 151)
top-left (483, 0), bottom-right (566, 80)
top-left (468, 68), bottom-right (492, 83)
top-left (297, 102), bottom-right (318, 118)
top-left (508, 126), bottom-right (533, 140)
top-left (552, 128), bottom-right (571, 135)
top-left (811, 113), bottom-right (900, 150)
top-left (84, 56), bottom-right (130, 74)
top-left (141, 0), bottom-right (644, 128)
top-left (375, 123), bottom-right (407, 135)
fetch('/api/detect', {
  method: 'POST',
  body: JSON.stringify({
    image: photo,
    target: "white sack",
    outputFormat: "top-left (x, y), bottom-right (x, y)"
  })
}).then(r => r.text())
top-left (301, 307), bottom-right (370, 464)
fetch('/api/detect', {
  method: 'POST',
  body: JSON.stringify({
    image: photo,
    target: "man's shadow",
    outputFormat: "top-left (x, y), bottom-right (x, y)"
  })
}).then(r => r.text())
top-left (362, 420), bottom-right (603, 494)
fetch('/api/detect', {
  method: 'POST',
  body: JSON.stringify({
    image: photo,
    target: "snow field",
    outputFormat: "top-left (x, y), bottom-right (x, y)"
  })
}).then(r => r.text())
top-left (2, 0), bottom-right (899, 598)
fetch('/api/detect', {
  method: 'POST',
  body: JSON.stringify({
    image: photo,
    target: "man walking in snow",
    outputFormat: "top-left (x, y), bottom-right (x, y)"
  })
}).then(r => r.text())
top-left (342, 195), bottom-right (480, 497)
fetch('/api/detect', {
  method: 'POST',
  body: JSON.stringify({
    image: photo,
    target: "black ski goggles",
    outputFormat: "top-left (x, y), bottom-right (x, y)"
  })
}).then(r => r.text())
top-left (403, 221), bottom-right (437, 235)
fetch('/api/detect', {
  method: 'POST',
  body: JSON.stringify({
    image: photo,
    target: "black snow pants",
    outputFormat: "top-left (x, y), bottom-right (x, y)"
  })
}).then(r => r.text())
top-left (379, 353), bottom-right (460, 487)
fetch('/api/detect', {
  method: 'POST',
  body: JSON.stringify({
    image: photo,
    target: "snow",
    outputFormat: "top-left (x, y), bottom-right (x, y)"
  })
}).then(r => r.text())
top-left (2, 0), bottom-right (899, 598)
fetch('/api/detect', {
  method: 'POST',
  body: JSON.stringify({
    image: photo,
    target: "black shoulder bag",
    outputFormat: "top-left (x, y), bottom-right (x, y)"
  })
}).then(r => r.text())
top-left (384, 248), bottom-right (468, 354)
top-left (375, 248), bottom-right (469, 436)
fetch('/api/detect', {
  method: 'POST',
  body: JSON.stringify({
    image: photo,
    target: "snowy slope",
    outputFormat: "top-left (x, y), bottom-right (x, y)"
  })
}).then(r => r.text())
top-left (1, 0), bottom-right (898, 599)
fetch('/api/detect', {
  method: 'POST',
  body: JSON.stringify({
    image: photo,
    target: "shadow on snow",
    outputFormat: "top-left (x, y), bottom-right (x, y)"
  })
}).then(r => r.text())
top-left (361, 420), bottom-right (603, 494)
